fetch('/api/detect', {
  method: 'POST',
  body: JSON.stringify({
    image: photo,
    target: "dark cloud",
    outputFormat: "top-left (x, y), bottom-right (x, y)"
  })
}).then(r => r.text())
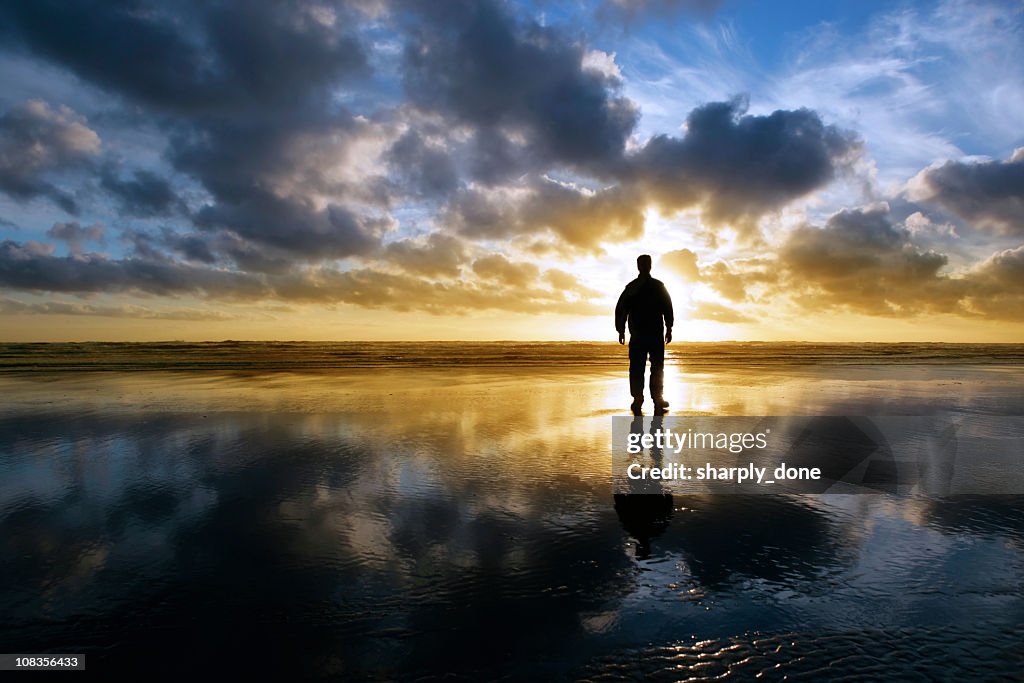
top-left (121, 227), bottom-right (300, 273)
top-left (100, 166), bottom-right (182, 217)
top-left (0, 239), bottom-right (266, 298)
top-left (400, 0), bottom-right (638, 178)
top-left (0, 0), bottom-right (368, 115)
top-left (193, 188), bottom-right (386, 261)
top-left (909, 149), bottom-right (1024, 235)
top-left (159, 229), bottom-right (218, 265)
top-left (440, 95), bottom-right (862, 249)
top-left (0, 238), bottom-right (602, 315)
top-left (380, 232), bottom-right (467, 277)
top-left (962, 245), bottom-right (1024, 318)
top-left (0, 296), bottom-right (241, 321)
top-left (970, 244), bottom-right (1024, 289)
top-left (0, 99), bottom-right (100, 213)
top-left (0, 0), bottom-right (867, 277)
top-left (630, 97), bottom-right (861, 230)
top-left (6, 0), bottom-right (970, 331)
top-left (120, 229), bottom-right (168, 263)
top-left (386, 129), bottom-right (459, 198)
top-left (778, 205), bottom-right (963, 316)
top-left (121, 227), bottom-right (220, 266)
top-left (45, 221), bottom-right (104, 255)
top-left (2, 0), bottom-right (385, 261)
top-left (166, 111), bottom-right (394, 261)
top-left (211, 233), bottom-right (295, 274)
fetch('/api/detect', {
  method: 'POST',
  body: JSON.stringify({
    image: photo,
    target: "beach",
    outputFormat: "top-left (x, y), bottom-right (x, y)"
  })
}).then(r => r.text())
top-left (1, 343), bottom-right (1023, 679)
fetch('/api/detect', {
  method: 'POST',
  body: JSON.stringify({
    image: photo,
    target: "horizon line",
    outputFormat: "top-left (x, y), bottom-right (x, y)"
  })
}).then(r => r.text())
top-left (2, 339), bottom-right (1023, 345)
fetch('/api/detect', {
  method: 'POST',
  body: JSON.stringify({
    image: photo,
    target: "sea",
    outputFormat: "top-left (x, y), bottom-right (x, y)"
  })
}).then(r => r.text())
top-left (0, 342), bottom-right (1022, 680)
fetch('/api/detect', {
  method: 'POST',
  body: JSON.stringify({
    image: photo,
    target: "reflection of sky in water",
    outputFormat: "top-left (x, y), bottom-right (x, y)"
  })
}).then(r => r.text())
top-left (0, 366), bottom-right (1022, 679)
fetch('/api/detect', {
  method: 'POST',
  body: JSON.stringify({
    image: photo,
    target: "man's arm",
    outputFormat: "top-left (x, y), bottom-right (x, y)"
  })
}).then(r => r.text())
top-left (661, 282), bottom-right (674, 344)
top-left (615, 287), bottom-right (629, 344)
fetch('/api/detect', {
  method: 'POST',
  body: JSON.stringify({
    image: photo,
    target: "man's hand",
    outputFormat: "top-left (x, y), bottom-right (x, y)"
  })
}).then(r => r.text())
top-left (665, 328), bottom-right (672, 344)
top-left (618, 332), bottom-right (625, 345)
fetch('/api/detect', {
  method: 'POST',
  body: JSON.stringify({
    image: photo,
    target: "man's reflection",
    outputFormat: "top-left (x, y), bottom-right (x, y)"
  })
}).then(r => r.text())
top-left (613, 416), bottom-right (845, 583)
top-left (614, 415), bottom-right (674, 558)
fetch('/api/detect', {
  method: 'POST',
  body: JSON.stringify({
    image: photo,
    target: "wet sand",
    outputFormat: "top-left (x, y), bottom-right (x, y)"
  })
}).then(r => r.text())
top-left (1, 355), bottom-right (1023, 679)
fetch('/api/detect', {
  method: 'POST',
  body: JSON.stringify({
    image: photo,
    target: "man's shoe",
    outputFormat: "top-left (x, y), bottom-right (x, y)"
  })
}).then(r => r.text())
top-left (654, 397), bottom-right (670, 409)
top-left (630, 398), bottom-right (643, 415)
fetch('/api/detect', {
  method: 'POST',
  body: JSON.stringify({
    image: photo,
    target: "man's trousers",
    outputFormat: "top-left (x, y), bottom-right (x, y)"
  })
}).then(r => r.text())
top-left (628, 333), bottom-right (664, 400)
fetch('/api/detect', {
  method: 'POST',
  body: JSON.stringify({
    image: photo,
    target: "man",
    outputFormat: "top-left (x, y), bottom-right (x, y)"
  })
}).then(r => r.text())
top-left (615, 254), bottom-right (674, 415)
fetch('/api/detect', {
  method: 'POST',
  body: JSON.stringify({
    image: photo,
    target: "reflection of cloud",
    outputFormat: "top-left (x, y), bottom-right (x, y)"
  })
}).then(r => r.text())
top-left (645, 495), bottom-right (847, 588)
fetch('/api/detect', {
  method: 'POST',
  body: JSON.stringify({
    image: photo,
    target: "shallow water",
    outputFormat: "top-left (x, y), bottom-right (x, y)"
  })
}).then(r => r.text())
top-left (1, 345), bottom-right (1023, 680)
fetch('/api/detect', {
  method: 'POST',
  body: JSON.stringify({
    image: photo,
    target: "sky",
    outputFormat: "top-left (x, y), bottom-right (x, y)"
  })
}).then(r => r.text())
top-left (0, 0), bottom-right (1022, 342)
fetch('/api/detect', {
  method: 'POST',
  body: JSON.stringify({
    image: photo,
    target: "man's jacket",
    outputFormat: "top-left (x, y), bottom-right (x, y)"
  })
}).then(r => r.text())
top-left (615, 275), bottom-right (674, 337)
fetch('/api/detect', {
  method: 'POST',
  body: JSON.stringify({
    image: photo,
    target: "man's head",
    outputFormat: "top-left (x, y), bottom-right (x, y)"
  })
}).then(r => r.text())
top-left (637, 254), bottom-right (652, 275)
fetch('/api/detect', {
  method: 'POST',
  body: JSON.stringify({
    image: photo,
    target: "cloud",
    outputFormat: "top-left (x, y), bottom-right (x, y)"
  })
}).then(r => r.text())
top-left (545, 268), bottom-right (601, 298)
top-left (443, 177), bottom-right (644, 252)
top-left (962, 245), bottom-right (1024, 318)
top-left (0, 0), bottom-right (865, 273)
top-left (400, 0), bottom-right (638, 178)
top-left (2, 0), bottom-right (385, 262)
top-left (385, 129), bottom-right (459, 198)
top-left (45, 221), bottom-right (104, 255)
top-left (0, 239), bottom-right (267, 298)
top-left (267, 264), bottom-right (605, 314)
top-left (0, 99), bottom-right (100, 213)
top-left (273, 265), bottom-right (604, 314)
top-left (908, 149), bottom-right (1024, 236)
top-left (192, 188), bottom-right (388, 261)
top-left (472, 254), bottom-right (540, 288)
top-left (0, 0), bottom-right (367, 115)
top-left (100, 166), bottom-right (182, 217)
top-left (4, 0), bottom-right (1018, 335)
top-left (0, 297), bottom-right (242, 321)
top-left (379, 232), bottom-right (468, 277)
top-left (689, 301), bottom-right (754, 324)
top-left (701, 260), bottom-right (760, 302)
top-left (602, 0), bottom-right (722, 20)
top-left (661, 249), bottom-right (773, 302)
top-left (0, 237), bottom-right (603, 316)
top-left (629, 97), bottom-right (861, 231)
top-left (777, 204), bottom-right (964, 316)
top-left (660, 249), bottom-right (699, 281)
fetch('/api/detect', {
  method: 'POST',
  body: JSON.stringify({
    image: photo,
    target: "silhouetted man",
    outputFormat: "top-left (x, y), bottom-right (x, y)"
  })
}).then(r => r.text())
top-left (615, 254), bottom-right (673, 414)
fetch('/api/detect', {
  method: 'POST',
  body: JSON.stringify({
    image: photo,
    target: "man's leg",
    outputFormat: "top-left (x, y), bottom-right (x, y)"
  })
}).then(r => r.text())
top-left (649, 337), bottom-right (666, 407)
top-left (628, 338), bottom-right (648, 406)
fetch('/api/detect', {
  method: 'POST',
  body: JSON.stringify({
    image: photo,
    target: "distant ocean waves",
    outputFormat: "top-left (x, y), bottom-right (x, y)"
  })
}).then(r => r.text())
top-left (1, 341), bottom-right (1023, 372)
